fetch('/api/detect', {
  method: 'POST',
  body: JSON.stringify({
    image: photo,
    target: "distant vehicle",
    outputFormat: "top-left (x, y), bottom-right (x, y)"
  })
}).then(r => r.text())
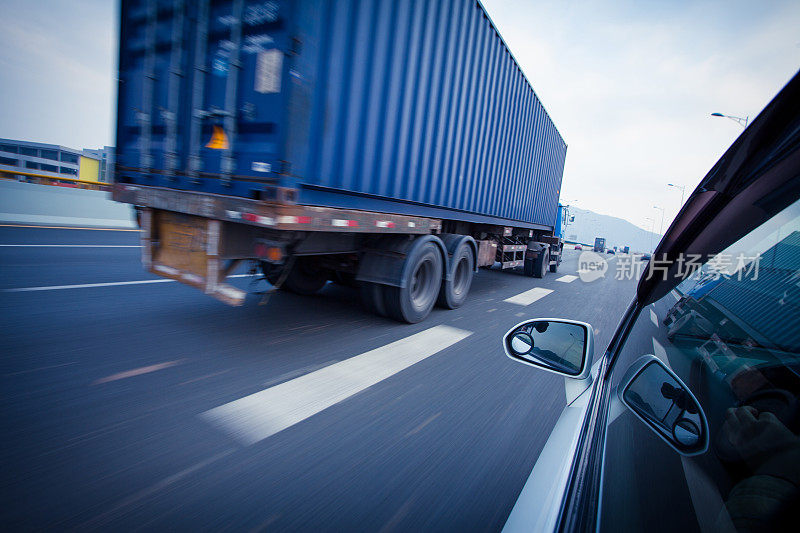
top-left (622, 246), bottom-right (630, 254)
top-left (111, 0), bottom-right (569, 324)
top-left (606, 249), bottom-right (615, 254)
top-left (641, 253), bottom-right (652, 261)
top-left (501, 70), bottom-right (800, 531)
top-left (574, 244), bottom-right (583, 250)
top-left (593, 237), bottom-right (606, 252)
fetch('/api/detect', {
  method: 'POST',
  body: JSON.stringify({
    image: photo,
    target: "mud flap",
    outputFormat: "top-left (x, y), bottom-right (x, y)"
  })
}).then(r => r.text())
top-left (141, 208), bottom-right (246, 306)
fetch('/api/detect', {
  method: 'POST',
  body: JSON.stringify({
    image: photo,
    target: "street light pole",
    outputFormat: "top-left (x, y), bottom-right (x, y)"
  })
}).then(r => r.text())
top-left (653, 205), bottom-right (665, 237)
top-left (644, 217), bottom-right (655, 252)
top-left (710, 112), bottom-right (748, 128)
top-left (667, 183), bottom-right (686, 206)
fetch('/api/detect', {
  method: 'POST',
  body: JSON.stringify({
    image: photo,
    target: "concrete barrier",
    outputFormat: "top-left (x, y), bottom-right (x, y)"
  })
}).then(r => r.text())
top-left (0, 180), bottom-right (136, 228)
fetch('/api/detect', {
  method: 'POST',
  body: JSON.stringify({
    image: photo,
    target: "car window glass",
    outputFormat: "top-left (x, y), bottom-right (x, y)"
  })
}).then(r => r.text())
top-left (600, 198), bottom-right (800, 532)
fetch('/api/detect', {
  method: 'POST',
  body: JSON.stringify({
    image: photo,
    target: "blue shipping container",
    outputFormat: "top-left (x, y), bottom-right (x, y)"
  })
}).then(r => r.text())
top-left (116, 0), bottom-right (567, 231)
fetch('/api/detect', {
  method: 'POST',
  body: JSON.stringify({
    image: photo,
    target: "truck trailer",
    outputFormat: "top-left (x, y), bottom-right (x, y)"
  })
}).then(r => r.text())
top-left (593, 237), bottom-right (606, 253)
top-left (113, 0), bottom-right (568, 323)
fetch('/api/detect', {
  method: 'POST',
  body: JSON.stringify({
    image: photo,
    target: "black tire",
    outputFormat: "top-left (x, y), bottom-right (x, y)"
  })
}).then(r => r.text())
top-left (331, 271), bottom-right (358, 287)
top-left (359, 281), bottom-right (387, 317)
top-left (533, 248), bottom-right (548, 278)
top-left (436, 243), bottom-right (474, 309)
top-left (384, 241), bottom-right (443, 323)
top-left (278, 257), bottom-right (328, 295)
top-left (259, 261), bottom-right (282, 285)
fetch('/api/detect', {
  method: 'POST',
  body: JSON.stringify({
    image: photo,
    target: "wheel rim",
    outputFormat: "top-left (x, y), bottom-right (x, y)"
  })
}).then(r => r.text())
top-left (410, 257), bottom-right (435, 309)
top-left (452, 256), bottom-right (469, 297)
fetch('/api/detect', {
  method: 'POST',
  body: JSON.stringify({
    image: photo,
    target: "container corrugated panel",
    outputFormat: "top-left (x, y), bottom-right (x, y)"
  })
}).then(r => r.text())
top-left (116, 0), bottom-right (567, 230)
top-left (700, 232), bottom-right (800, 352)
top-left (704, 269), bottom-right (800, 353)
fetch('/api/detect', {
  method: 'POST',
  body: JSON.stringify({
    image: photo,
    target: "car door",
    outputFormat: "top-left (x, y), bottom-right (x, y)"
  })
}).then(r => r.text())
top-left (597, 72), bottom-right (800, 532)
top-left (502, 69), bottom-right (800, 532)
top-left (600, 198), bottom-right (800, 532)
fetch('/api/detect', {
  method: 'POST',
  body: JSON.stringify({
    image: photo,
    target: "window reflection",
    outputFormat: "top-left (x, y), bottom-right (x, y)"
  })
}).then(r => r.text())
top-left (602, 199), bottom-right (800, 532)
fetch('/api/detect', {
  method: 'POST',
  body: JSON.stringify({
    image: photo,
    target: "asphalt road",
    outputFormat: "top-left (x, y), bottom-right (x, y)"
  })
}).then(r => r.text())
top-left (1, 226), bottom-right (639, 530)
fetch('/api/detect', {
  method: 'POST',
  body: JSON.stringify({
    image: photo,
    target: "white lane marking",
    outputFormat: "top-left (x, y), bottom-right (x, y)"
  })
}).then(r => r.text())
top-left (5, 279), bottom-right (174, 292)
top-left (0, 224), bottom-right (140, 231)
top-left (0, 244), bottom-right (141, 248)
top-left (504, 287), bottom-right (554, 306)
top-left (652, 337), bottom-right (672, 369)
top-left (555, 275), bottom-right (577, 283)
top-left (3, 274), bottom-right (253, 293)
top-left (93, 360), bottom-right (185, 384)
top-left (201, 325), bottom-right (473, 446)
top-left (650, 308), bottom-right (659, 327)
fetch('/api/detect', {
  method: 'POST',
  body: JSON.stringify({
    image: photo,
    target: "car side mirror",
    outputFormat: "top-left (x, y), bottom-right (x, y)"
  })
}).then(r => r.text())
top-left (503, 319), bottom-right (593, 380)
top-left (618, 355), bottom-right (709, 456)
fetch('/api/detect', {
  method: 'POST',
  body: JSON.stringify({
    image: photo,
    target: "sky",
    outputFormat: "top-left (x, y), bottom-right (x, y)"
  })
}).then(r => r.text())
top-left (481, 0), bottom-right (800, 231)
top-left (0, 0), bottom-right (798, 232)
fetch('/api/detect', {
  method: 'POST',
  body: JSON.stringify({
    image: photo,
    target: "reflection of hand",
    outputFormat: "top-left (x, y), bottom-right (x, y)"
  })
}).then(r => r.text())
top-left (721, 406), bottom-right (800, 460)
top-left (720, 407), bottom-right (800, 530)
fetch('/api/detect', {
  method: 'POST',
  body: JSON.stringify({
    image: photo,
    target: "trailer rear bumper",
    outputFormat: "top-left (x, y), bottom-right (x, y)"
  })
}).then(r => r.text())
top-left (139, 208), bottom-right (247, 306)
top-left (115, 184), bottom-right (441, 235)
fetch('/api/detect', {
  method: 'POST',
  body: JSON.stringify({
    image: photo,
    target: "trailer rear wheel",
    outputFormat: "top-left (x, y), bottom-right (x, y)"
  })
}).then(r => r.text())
top-left (384, 241), bottom-right (443, 323)
top-left (436, 243), bottom-right (474, 309)
top-left (532, 248), bottom-right (549, 278)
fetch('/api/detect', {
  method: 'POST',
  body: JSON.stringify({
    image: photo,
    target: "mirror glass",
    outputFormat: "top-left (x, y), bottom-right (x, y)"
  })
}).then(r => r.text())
top-left (622, 360), bottom-right (706, 454)
top-left (505, 320), bottom-right (587, 376)
top-left (510, 332), bottom-right (534, 354)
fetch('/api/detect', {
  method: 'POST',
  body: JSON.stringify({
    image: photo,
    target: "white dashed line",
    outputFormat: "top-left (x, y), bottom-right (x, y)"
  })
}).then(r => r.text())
top-left (650, 308), bottom-right (659, 327)
top-left (555, 275), bottom-right (577, 283)
top-left (504, 287), bottom-right (554, 306)
top-left (652, 337), bottom-right (672, 369)
top-left (200, 325), bottom-right (473, 446)
top-left (3, 274), bottom-right (253, 293)
top-left (0, 244), bottom-right (141, 248)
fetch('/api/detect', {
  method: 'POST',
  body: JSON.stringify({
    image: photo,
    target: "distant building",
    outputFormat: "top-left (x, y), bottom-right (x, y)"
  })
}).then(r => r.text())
top-left (82, 146), bottom-right (115, 184)
top-left (0, 138), bottom-right (113, 190)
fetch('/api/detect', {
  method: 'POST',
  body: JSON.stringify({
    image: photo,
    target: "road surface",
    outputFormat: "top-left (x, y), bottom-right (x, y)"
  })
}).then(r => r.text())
top-left (1, 225), bottom-right (639, 530)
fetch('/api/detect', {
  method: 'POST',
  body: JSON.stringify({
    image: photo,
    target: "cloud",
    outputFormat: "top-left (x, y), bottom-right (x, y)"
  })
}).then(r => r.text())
top-left (482, 0), bottom-right (800, 229)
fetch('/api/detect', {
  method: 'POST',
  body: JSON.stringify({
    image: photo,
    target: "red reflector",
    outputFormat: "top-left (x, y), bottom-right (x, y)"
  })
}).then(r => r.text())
top-left (347, 220), bottom-right (359, 227)
top-left (243, 213), bottom-right (258, 222)
top-left (297, 216), bottom-right (313, 224)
